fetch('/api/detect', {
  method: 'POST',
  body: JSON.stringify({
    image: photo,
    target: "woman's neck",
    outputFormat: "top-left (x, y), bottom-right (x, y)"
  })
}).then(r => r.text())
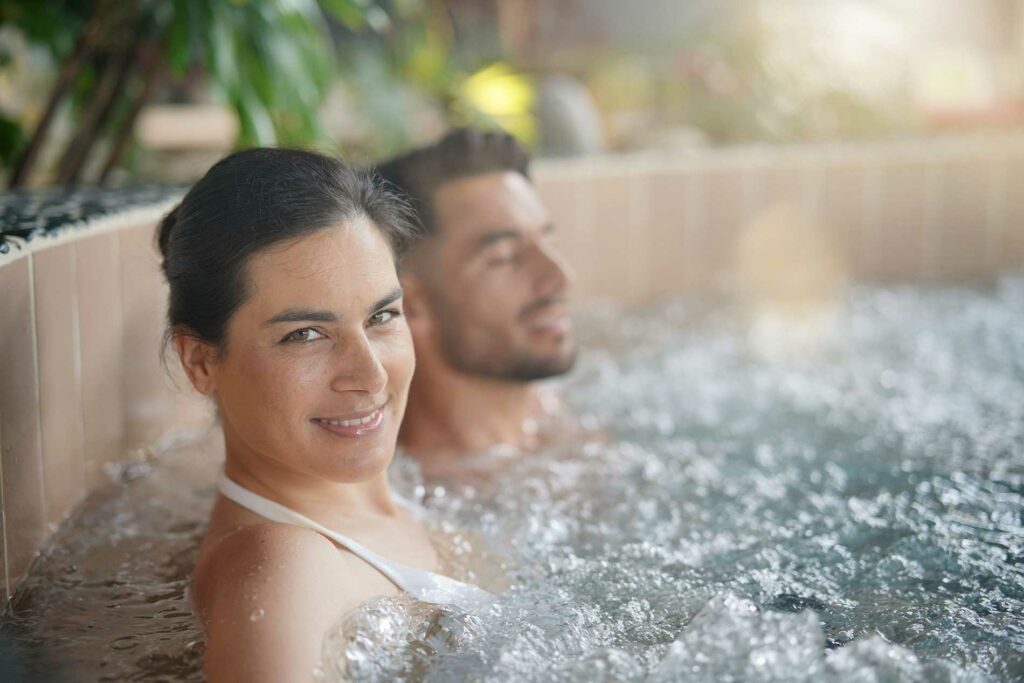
top-left (222, 441), bottom-right (400, 522)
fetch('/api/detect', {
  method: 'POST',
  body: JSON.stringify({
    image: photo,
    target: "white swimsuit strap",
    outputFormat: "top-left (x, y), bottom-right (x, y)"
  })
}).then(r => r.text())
top-left (217, 471), bottom-right (410, 589)
top-left (217, 471), bottom-right (493, 607)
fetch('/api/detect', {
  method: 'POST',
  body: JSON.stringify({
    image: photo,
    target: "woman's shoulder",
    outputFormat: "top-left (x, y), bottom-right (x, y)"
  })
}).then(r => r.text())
top-left (193, 521), bottom-right (342, 612)
top-left (199, 520), bottom-right (337, 571)
top-left (193, 524), bottom-right (341, 681)
top-left (194, 519), bottom-right (400, 617)
top-left (192, 521), bottom-right (397, 681)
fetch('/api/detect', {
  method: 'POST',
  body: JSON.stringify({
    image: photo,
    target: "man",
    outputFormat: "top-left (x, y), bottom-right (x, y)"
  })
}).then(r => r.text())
top-left (376, 127), bottom-right (577, 474)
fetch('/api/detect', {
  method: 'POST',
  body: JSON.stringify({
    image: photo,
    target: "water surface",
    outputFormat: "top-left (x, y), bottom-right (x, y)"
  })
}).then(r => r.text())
top-left (3, 278), bottom-right (1022, 682)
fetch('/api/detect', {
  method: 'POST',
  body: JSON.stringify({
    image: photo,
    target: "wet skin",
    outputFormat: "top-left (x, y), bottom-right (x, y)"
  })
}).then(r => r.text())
top-left (181, 220), bottom-right (440, 682)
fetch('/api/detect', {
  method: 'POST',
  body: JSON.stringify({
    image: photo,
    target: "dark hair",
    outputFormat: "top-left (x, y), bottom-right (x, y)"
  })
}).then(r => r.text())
top-left (158, 147), bottom-right (417, 348)
top-left (374, 127), bottom-right (530, 237)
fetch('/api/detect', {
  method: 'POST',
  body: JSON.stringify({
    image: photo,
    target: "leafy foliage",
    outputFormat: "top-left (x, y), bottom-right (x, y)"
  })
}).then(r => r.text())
top-left (0, 0), bottom-right (392, 180)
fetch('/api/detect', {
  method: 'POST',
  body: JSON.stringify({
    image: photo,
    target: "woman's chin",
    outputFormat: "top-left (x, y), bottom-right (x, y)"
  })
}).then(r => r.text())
top-left (318, 441), bottom-right (396, 483)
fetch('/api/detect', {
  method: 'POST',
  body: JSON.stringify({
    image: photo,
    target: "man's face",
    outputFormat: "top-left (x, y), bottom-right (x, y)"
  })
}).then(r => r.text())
top-left (413, 171), bottom-right (576, 381)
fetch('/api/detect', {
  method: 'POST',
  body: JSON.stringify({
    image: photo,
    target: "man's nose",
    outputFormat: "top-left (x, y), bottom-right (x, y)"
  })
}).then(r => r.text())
top-left (532, 240), bottom-right (575, 298)
top-left (532, 241), bottom-right (573, 301)
top-left (329, 332), bottom-right (388, 395)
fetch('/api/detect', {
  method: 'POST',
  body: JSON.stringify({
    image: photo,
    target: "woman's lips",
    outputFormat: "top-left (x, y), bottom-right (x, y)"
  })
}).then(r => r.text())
top-left (311, 404), bottom-right (386, 438)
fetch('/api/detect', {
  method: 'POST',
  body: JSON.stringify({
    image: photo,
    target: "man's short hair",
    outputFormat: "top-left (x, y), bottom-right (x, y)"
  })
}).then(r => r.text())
top-left (374, 127), bottom-right (531, 236)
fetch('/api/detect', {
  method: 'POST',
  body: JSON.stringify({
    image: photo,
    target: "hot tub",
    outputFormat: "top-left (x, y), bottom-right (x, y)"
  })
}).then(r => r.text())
top-left (1, 137), bottom-right (1022, 681)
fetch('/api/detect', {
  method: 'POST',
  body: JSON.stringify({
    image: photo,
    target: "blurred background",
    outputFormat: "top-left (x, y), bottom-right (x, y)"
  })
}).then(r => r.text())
top-left (2, 0), bottom-right (1023, 186)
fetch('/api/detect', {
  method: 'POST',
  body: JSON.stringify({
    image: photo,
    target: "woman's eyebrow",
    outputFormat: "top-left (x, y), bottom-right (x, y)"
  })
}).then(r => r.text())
top-left (263, 309), bottom-right (338, 326)
top-left (263, 288), bottom-right (403, 326)
top-left (369, 287), bottom-right (404, 314)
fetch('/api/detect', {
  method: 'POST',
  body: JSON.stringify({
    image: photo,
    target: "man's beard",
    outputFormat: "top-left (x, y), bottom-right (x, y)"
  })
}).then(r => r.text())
top-left (434, 298), bottom-right (577, 382)
top-left (443, 338), bottom-right (577, 381)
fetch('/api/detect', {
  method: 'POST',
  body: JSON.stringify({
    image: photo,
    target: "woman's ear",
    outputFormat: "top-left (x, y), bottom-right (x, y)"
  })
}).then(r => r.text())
top-left (174, 333), bottom-right (220, 396)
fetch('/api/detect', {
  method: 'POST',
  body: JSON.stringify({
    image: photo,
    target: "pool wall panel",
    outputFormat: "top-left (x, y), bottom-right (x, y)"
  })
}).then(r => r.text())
top-left (32, 243), bottom-right (86, 530)
top-left (868, 154), bottom-right (930, 281)
top-left (645, 166), bottom-right (700, 296)
top-left (934, 157), bottom-right (999, 281)
top-left (815, 154), bottom-right (865, 282)
top-left (76, 232), bottom-right (126, 488)
top-left (702, 161), bottom-right (753, 292)
top-left (0, 257), bottom-right (47, 593)
top-left (589, 171), bottom-right (643, 301)
top-left (1002, 153), bottom-right (1024, 270)
top-left (1, 497), bottom-right (6, 603)
top-left (120, 227), bottom-right (174, 452)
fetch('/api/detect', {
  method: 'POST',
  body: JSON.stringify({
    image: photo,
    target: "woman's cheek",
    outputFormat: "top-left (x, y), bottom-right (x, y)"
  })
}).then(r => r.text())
top-left (249, 349), bottom-right (328, 419)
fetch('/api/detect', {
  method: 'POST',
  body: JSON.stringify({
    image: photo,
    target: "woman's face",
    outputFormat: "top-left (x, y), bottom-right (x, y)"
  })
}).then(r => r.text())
top-left (208, 218), bottom-right (414, 483)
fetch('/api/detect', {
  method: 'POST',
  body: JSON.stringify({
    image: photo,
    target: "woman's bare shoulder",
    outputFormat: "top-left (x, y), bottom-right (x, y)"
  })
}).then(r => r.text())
top-left (193, 522), bottom-right (389, 682)
top-left (195, 522), bottom-right (334, 593)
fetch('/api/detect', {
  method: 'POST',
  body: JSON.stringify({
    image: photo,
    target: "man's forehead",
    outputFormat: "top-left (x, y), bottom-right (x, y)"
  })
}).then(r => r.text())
top-left (432, 171), bottom-right (546, 239)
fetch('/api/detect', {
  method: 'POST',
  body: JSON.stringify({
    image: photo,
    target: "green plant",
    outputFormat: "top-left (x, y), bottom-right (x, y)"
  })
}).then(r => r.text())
top-left (0, 0), bottom-right (388, 186)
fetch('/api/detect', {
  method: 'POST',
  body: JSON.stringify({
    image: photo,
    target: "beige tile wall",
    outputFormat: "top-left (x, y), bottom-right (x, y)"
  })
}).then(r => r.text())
top-left (534, 136), bottom-right (1024, 304)
top-left (32, 243), bottom-right (86, 531)
top-left (76, 232), bottom-right (127, 489)
top-left (0, 220), bottom-right (210, 599)
top-left (0, 257), bottom-right (46, 599)
top-left (1, 134), bottom-right (1023, 600)
top-left (1003, 154), bottom-right (1024, 270)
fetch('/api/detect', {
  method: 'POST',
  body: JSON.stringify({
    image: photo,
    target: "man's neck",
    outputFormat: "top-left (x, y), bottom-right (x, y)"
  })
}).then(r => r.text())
top-left (399, 369), bottom-right (547, 462)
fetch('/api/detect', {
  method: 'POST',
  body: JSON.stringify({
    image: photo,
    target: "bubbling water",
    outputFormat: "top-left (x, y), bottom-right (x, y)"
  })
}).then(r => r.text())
top-left (326, 277), bottom-right (1024, 682)
top-left (2, 278), bottom-right (1022, 681)
top-left (0, 441), bottom-right (216, 682)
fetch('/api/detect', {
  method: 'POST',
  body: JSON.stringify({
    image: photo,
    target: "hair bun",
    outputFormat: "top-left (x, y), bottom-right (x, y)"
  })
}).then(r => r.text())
top-left (157, 204), bottom-right (181, 260)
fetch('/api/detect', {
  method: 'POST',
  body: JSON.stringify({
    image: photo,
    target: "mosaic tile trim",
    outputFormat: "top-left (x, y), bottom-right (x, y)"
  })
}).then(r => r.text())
top-left (0, 186), bottom-right (184, 255)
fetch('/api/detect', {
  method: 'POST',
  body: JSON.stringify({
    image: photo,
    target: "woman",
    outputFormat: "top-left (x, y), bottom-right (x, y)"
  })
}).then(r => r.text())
top-left (158, 148), bottom-right (489, 681)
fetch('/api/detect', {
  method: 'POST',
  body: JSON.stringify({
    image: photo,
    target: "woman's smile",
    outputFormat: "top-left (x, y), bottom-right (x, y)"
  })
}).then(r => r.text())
top-left (311, 400), bottom-right (389, 437)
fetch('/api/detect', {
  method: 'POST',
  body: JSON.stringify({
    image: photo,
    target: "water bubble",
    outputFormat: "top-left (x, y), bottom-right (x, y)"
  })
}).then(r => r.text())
top-left (249, 607), bottom-right (265, 622)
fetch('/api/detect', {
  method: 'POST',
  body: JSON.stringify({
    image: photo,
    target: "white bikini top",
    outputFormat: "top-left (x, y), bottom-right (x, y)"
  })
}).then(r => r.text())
top-left (217, 471), bottom-right (493, 609)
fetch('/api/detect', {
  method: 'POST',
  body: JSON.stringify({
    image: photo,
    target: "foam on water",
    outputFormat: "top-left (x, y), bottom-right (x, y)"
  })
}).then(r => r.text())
top-left (2, 278), bottom-right (1022, 681)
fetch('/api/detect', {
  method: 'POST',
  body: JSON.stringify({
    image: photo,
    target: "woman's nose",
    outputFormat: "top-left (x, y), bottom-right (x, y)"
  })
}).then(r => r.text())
top-left (330, 332), bottom-right (388, 395)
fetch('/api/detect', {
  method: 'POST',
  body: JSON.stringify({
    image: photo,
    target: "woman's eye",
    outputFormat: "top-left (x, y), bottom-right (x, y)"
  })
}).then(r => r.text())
top-left (281, 328), bottom-right (324, 343)
top-left (369, 309), bottom-right (401, 326)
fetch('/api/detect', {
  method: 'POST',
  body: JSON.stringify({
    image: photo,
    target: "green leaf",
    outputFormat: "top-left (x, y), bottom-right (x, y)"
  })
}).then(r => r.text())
top-left (234, 87), bottom-right (276, 146)
top-left (166, 0), bottom-right (196, 76)
top-left (318, 0), bottom-right (368, 29)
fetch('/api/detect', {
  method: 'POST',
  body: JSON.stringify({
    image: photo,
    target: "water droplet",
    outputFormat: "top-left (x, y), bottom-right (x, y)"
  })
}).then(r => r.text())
top-left (249, 607), bottom-right (265, 621)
